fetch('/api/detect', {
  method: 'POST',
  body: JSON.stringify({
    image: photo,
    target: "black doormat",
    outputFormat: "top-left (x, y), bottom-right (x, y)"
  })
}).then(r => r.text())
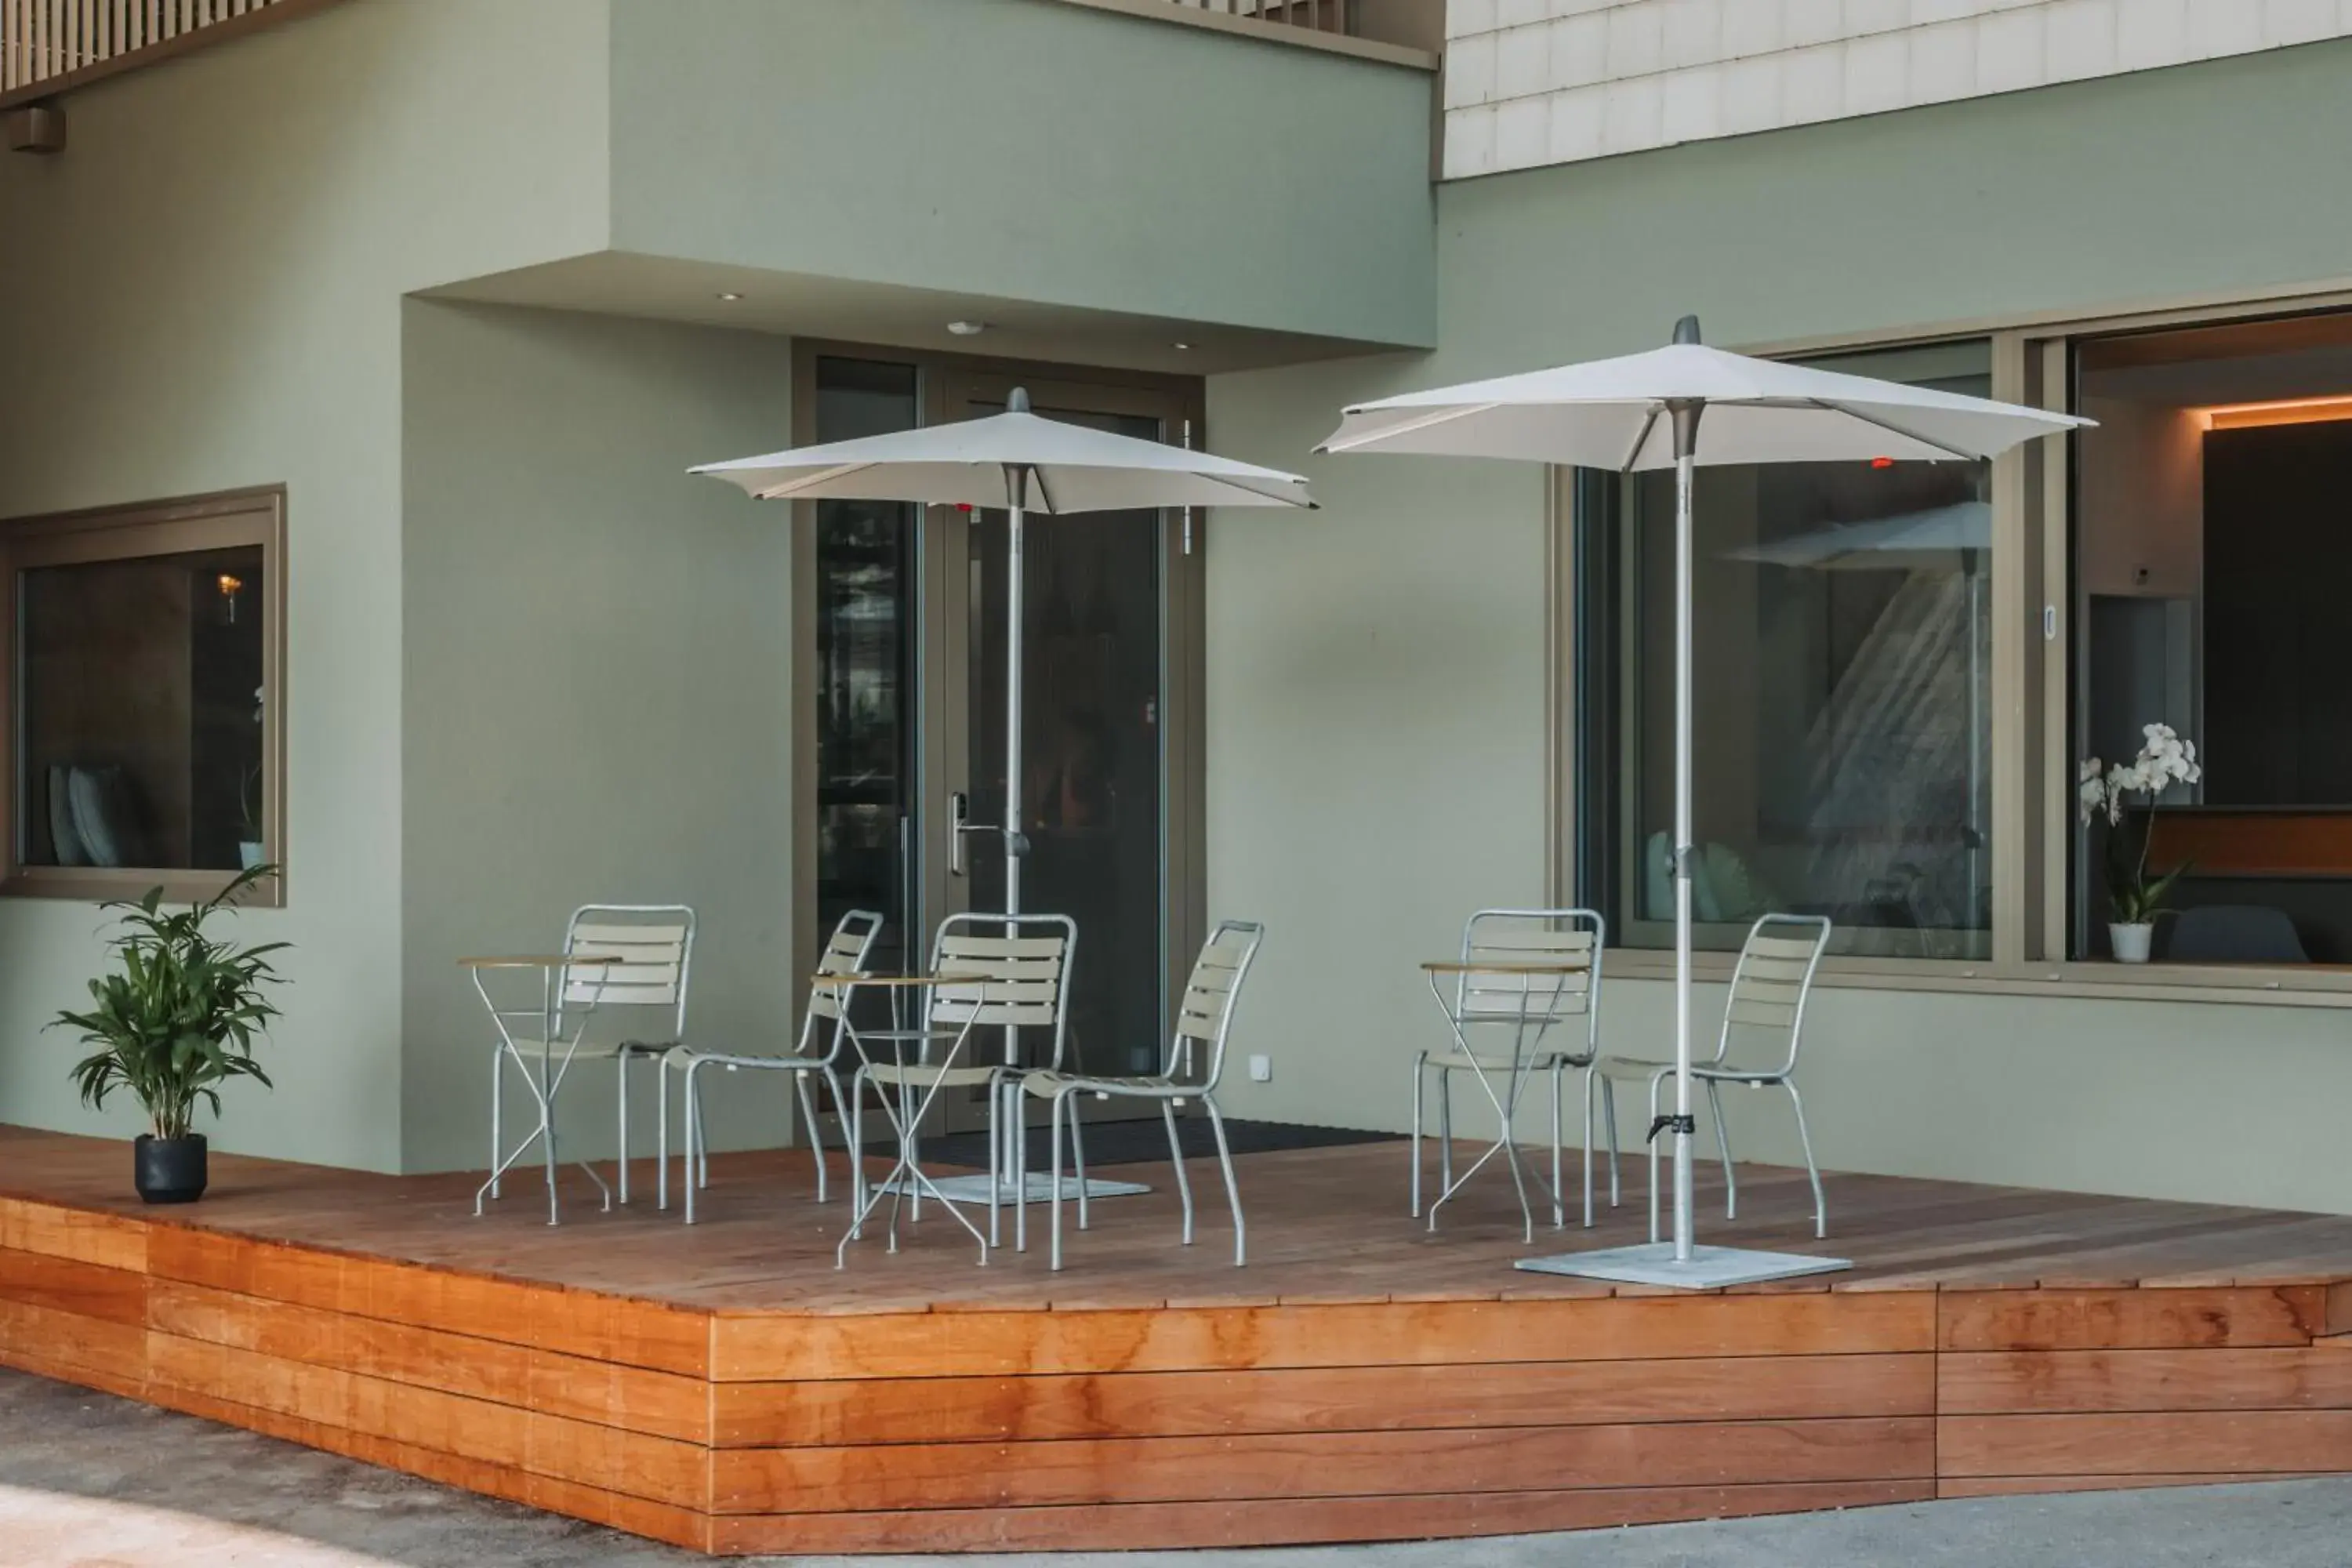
top-left (903, 1117), bottom-right (1400, 1171)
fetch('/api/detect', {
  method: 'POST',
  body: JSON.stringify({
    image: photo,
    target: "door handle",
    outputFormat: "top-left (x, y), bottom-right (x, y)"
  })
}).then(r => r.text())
top-left (949, 790), bottom-right (994, 877)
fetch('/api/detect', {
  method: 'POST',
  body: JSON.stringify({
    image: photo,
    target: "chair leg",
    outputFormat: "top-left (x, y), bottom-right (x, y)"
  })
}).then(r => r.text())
top-left (1069, 1095), bottom-right (1091, 1232)
top-left (1602, 1076), bottom-right (1621, 1206)
top-left (655, 1062), bottom-right (672, 1212)
top-left (1013, 1084), bottom-right (1031, 1255)
top-left (1409, 1054), bottom-right (1426, 1218)
top-left (543, 1083), bottom-right (561, 1228)
top-left (1549, 1061), bottom-right (1566, 1229)
top-left (683, 1060), bottom-right (704, 1226)
top-left (1787, 1079), bottom-right (1827, 1240)
top-left (1047, 1090), bottom-right (1069, 1272)
top-left (488, 1045), bottom-right (503, 1203)
top-left (1204, 1095), bottom-right (1245, 1267)
top-left (1437, 1069), bottom-right (1454, 1203)
top-left (794, 1069), bottom-right (829, 1203)
top-left (616, 1051), bottom-right (631, 1207)
top-left (1581, 1066), bottom-right (1596, 1229)
top-left (1162, 1099), bottom-right (1195, 1246)
top-left (1645, 1071), bottom-right (1662, 1246)
top-left (1706, 1078), bottom-right (1735, 1221)
top-left (985, 1076), bottom-right (1004, 1249)
top-left (819, 1067), bottom-right (847, 1204)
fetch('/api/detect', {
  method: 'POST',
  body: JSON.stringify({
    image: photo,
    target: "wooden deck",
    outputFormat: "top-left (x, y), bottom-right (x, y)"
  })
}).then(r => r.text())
top-left (3, 1123), bottom-right (2350, 1554)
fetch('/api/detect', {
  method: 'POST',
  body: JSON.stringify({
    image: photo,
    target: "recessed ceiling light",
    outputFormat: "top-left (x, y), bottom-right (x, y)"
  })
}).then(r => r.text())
top-left (715, 291), bottom-right (743, 302)
top-left (1172, 342), bottom-right (1193, 351)
top-left (947, 320), bottom-right (988, 336)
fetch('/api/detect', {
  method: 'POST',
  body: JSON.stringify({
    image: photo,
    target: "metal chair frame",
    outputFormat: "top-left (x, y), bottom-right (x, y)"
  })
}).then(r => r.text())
top-left (1600, 913), bottom-right (1834, 1243)
top-left (662, 909), bottom-right (884, 1222)
top-left (1412, 908), bottom-right (1609, 1239)
top-left (1019, 920), bottom-right (1264, 1271)
top-left (481, 903), bottom-right (695, 1223)
top-left (847, 911), bottom-right (1079, 1253)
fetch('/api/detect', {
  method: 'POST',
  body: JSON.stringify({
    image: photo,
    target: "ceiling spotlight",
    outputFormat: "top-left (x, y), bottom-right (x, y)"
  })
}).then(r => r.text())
top-left (947, 320), bottom-right (988, 336)
top-left (1172, 342), bottom-right (1194, 352)
top-left (715, 291), bottom-right (744, 302)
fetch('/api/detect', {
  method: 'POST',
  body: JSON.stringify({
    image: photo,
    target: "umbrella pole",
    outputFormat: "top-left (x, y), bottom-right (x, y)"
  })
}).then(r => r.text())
top-left (1669, 406), bottom-right (1700, 1264)
top-left (1004, 467), bottom-right (1027, 924)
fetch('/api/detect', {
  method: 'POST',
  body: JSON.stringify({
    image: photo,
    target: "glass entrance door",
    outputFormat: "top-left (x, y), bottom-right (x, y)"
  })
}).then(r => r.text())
top-left (923, 372), bottom-right (1203, 1129)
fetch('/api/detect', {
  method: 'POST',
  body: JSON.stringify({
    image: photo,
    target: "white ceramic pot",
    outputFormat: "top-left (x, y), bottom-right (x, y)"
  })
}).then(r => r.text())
top-left (2109, 922), bottom-right (2154, 964)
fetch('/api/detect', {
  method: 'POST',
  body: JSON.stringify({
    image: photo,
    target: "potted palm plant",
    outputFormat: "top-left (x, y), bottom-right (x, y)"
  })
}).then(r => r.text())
top-left (52, 865), bottom-right (288, 1202)
top-left (2078, 724), bottom-right (2201, 963)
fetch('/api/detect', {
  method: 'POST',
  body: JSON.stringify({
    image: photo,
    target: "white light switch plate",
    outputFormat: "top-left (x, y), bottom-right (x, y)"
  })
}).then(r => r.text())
top-left (1248, 1054), bottom-right (1272, 1083)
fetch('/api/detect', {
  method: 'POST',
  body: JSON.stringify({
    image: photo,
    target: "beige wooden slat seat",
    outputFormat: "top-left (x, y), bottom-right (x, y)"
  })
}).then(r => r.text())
top-left (1592, 913), bottom-right (1835, 1241)
top-left (845, 913), bottom-right (1078, 1249)
top-left (662, 909), bottom-right (884, 1222)
top-left (1414, 909), bottom-right (1609, 1235)
top-left (1019, 920), bottom-right (1264, 1270)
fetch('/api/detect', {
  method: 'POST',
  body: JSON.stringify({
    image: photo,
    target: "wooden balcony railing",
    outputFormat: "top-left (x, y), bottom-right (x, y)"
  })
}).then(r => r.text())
top-left (2, 0), bottom-right (310, 110)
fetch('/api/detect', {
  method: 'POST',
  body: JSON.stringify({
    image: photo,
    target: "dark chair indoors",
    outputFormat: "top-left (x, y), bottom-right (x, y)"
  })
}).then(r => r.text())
top-left (2163, 905), bottom-right (2308, 964)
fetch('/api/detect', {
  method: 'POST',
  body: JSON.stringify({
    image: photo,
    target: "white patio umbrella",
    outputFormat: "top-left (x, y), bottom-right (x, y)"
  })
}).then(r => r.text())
top-left (1321, 318), bottom-right (2089, 1289)
top-left (694, 389), bottom-right (1314, 1197)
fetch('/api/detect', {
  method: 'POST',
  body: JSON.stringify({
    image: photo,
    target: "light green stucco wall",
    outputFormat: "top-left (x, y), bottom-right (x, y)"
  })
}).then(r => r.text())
top-left (607, 0), bottom-right (1436, 350)
top-left (0, 0), bottom-right (610, 1171)
top-left (398, 301), bottom-right (799, 1174)
top-left (1204, 39), bottom-right (2352, 1215)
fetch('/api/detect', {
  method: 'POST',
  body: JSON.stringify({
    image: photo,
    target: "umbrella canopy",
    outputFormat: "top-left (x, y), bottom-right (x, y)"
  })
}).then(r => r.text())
top-left (1320, 317), bottom-right (2089, 1291)
top-left (693, 397), bottom-right (1316, 514)
top-left (1321, 341), bottom-right (2089, 469)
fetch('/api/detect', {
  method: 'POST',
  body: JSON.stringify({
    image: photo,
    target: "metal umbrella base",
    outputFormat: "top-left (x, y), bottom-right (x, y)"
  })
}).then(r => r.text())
top-left (1514, 1242), bottom-right (1849, 1290)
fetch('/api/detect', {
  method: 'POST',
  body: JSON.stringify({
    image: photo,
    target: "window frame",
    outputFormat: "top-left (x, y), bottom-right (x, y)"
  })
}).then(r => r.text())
top-left (1551, 284), bottom-right (2352, 1004)
top-left (0, 485), bottom-right (287, 907)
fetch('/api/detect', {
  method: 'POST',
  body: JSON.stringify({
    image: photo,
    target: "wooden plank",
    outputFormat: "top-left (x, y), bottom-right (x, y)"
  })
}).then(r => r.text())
top-left (712, 1293), bottom-right (1936, 1381)
top-left (0, 1295), bottom-right (146, 1391)
top-left (0, 1196), bottom-right (147, 1271)
top-left (715, 1352), bottom-right (1934, 1447)
top-left (1938, 1411), bottom-right (2352, 1478)
top-left (147, 1380), bottom-right (713, 1553)
top-left (142, 1331), bottom-right (712, 1510)
top-left (144, 1277), bottom-right (708, 1442)
top-left (1941, 1348), bottom-right (2352, 1415)
top-left (0, 1244), bottom-right (146, 1325)
top-left (1940, 1471), bottom-right (2336, 1500)
top-left (1940, 1287), bottom-right (2325, 1352)
top-left (712, 1416), bottom-right (1934, 1514)
top-left (709, 1479), bottom-right (1938, 1555)
top-left (145, 1226), bottom-right (710, 1376)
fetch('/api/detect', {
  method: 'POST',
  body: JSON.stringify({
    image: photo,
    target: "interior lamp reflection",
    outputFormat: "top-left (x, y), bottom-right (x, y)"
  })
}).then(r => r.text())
top-left (2200, 395), bottom-right (2352, 431)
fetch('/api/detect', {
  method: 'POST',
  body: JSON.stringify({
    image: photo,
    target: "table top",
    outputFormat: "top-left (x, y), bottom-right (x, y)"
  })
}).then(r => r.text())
top-left (808, 971), bottom-right (989, 989)
top-left (1421, 959), bottom-right (1592, 976)
top-left (458, 954), bottom-right (621, 970)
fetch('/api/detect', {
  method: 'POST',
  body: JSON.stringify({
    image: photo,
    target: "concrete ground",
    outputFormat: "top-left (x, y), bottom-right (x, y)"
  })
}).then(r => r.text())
top-left (2, 1368), bottom-right (2346, 1566)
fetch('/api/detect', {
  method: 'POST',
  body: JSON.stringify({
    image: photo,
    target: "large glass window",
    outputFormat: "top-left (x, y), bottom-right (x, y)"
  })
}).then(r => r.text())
top-left (4, 490), bottom-right (283, 901)
top-left (2073, 308), bottom-right (2352, 961)
top-left (1577, 342), bottom-right (1994, 958)
top-left (812, 358), bottom-right (919, 974)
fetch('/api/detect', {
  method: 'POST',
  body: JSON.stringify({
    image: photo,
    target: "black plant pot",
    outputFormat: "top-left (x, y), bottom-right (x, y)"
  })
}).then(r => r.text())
top-left (133, 1133), bottom-right (208, 1204)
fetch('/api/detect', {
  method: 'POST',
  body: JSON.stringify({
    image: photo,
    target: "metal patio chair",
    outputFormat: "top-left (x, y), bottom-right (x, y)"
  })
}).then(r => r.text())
top-left (1595, 913), bottom-right (1834, 1241)
top-left (662, 909), bottom-right (884, 1222)
top-left (848, 912), bottom-right (1079, 1250)
top-left (1019, 919), bottom-right (1264, 1270)
top-left (481, 903), bottom-right (695, 1218)
top-left (1413, 908), bottom-right (1609, 1232)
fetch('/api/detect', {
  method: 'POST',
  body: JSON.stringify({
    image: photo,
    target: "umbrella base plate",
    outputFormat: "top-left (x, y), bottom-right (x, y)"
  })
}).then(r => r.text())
top-left (1513, 1241), bottom-right (1850, 1290)
top-left (879, 1174), bottom-right (1151, 1203)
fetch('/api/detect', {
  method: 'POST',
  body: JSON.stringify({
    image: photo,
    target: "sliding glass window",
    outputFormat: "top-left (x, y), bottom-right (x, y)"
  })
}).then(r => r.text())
top-left (1575, 340), bottom-right (1995, 959)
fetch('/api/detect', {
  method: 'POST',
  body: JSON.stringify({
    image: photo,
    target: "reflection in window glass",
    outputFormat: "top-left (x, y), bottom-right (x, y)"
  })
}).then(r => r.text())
top-left (1580, 342), bottom-right (1994, 958)
top-left (813, 358), bottom-right (919, 974)
top-left (20, 546), bottom-right (267, 872)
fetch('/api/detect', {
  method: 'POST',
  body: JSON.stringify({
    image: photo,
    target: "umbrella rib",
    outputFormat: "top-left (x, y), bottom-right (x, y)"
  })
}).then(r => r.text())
top-left (1619, 406), bottom-right (1664, 474)
top-left (752, 460), bottom-right (880, 500)
top-left (1022, 462), bottom-right (1058, 515)
top-left (1804, 400), bottom-right (1985, 463)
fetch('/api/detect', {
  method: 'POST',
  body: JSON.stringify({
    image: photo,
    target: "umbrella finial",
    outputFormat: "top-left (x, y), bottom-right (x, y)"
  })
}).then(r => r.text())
top-left (1007, 387), bottom-right (1032, 413)
top-left (1672, 315), bottom-right (1702, 346)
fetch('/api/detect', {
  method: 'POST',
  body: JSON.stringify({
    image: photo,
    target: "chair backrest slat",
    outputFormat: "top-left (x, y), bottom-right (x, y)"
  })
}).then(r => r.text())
top-left (926, 913), bottom-right (1077, 1062)
top-left (805, 909), bottom-right (884, 1029)
top-left (1169, 922), bottom-right (1265, 1076)
top-left (1454, 909), bottom-right (1606, 1052)
top-left (1718, 913), bottom-right (1831, 1076)
top-left (560, 905), bottom-right (697, 1044)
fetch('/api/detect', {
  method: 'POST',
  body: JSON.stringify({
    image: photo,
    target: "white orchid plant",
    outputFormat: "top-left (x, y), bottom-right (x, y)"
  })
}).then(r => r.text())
top-left (2078, 724), bottom-right (2201, 927)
